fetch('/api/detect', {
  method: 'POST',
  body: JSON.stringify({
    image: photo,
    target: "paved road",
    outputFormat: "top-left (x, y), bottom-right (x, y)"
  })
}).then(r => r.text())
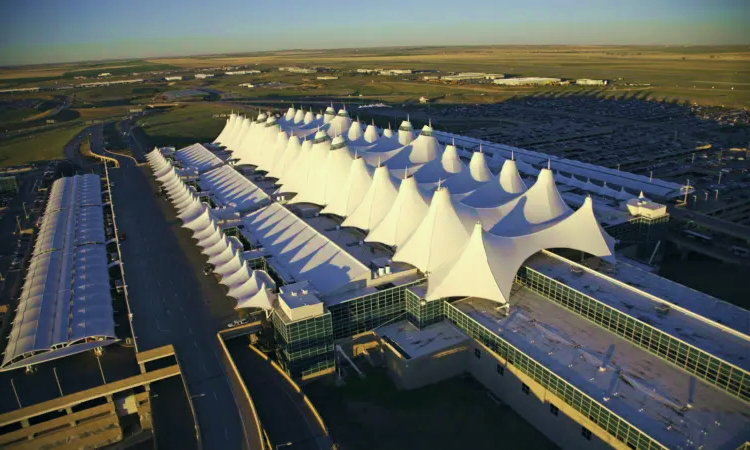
top-left (100, 130), bottom-right (246, 449)
top-left (226, 339), bottom-right (331, 450)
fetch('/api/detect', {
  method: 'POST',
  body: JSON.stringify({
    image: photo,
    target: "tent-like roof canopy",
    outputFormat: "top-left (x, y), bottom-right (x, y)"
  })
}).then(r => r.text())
top-left (461, 158), bottom-right (527, 208)
top-left (426, 197), bottom-right (615, 305)
top-left (241, 203), bottom-right (370, 294)
top-left (392, 186), bottom-right (478, 273)
top-left (342, 164), bottom-right (400, 232)
top-left (268, 135), bottom-right (302, 180)
top-left (441, 150), bottom-right (492, 194)
top-left (199, 165), bottom-right (271, 213)
top-left (364, 175), bottom-right (433, 249)
top-left (412, 144), bottom-right (464, 184)
top-left (321, 155), bottom-right (374, 218)
top-left (2, 175), bottom-right (116, 371)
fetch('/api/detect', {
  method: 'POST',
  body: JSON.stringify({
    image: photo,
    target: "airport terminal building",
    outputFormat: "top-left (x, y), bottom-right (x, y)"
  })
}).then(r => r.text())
top-left (146, 107), bottom-right (749, 450)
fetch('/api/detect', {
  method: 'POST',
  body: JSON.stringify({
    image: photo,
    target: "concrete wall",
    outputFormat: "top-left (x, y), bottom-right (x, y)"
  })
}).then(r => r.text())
top-left (466, 340), bottom-right (630, 450)
top-left (382, 340), bottom-right (470, 391)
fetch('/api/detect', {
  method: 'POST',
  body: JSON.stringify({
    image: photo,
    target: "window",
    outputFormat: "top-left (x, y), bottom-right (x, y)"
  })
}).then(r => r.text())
top-left (496, 364), bottom-right (504, 376)
top-left (581, 427), bottom-right (592, 441)
top-left (549, 404), bottom-right (559, 416)
top-left (474, 348), bottom-right (481, 359)
top-left (521, 383), bottom-right (530, 395)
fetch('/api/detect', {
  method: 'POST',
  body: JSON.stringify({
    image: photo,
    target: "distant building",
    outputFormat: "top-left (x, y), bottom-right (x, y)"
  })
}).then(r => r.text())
top-left (79, 79), bottom-right (143, 88)
top-left (239, 83), bottom-right (255, 88)
top-left (316, 76), bottom-right (338, 80)
top-left (356, 68), bottom-right (380, 74)
top-left (442, 72), bottom-right (505, 82)
top-left (279, 67), bottom-right (317, 74)
top-left (195, 73), bottom-right (215, 79)
top-left (97, 73), bottom-right (112, 78)
top-left (225, 70), bottom-right (261, 75)
top-left (422, 76), bottom-right (439, 81)
top-left (576, 79), bottom-right (608, 86)
top-left (164, 76), bottom-right (183, 81)
top-left (380, 69), bottom-right (412, 76)
top-left (419, 96), bottom-right (428, 104)
top-left (493, 77), bottom-right (561, 86)
top-left (0, 87), bottom-right (40, 94)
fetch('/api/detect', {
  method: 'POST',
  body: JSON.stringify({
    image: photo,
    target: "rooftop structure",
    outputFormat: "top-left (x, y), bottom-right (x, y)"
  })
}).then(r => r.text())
top-left (1, 175), bottom-right (116, 371)
top-left (149, 111), bottom-right (750, 448)
top-left (493, 77), bottom-right (561, 86)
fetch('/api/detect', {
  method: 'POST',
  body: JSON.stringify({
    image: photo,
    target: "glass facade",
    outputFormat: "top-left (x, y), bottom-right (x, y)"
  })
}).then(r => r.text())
top-left (328, 281), bottom-right (423, 340)
top-left (444, 301), bottom-right (667, 450)
top-left (605, 216), bottom-right (669, 248)
top-left (405, 286), bottom-right (444, 329)
top-left (271, 310), bottom-right (335, 378)
top-left (516, 266), bottom-right (750, 403)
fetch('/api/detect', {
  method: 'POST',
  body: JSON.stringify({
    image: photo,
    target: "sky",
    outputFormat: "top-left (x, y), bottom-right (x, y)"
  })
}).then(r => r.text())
top-left (0, 0), bottom-right (748, 66)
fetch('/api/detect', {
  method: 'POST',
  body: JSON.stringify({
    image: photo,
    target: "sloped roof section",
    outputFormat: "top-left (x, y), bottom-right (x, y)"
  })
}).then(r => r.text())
top-left (200, 165), bottom-right (271, 212)
top-left (174, 143), bottom-right (224, 173)
top-left (241, 203), bottom-right (371, 294)
top-left (342, 164), bottom-right (400, 231)
top-left (461, 158), bottom-right (528, 208)
top-left (321, 156), bottom-right (374, 218)
top-left (2, 175), bottom-right (116, 371)
top-left (392, 186), bottom-right (478, 273)
top-left (365, 175), bottom-right (433, 249)
top-left (426, 197), bottom-right (615, 305)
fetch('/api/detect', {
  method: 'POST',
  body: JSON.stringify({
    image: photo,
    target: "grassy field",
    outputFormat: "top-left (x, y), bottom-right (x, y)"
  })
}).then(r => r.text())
top-left (306, 370), bottom-right (557, 450)
top-left (0, 122), bottom-right (85, 167)
top-left (145, 45), bottom-right (750, 107)
top-left (135, 103), bottom-right (228, 149)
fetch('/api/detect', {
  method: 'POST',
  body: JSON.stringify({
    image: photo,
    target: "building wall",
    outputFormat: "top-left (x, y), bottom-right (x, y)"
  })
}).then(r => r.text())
top-left (467, 340), bottom-right (629, 450)
top-left (382, 338), bottom-right (469, 390)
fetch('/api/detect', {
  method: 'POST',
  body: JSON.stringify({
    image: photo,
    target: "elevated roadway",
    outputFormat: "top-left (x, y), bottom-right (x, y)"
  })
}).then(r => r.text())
top-left (668, 205), bottom-right (750, 242)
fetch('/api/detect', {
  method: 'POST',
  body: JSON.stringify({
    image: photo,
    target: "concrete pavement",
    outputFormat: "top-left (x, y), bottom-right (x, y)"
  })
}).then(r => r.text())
top-left (102, 133), bottom-right (245, 448)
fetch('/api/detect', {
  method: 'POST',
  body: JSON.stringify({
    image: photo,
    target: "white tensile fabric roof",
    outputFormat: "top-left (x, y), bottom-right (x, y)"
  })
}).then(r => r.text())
top-left (287, 131), bottom-right (333, 206)
top-left (393, 186), bottom-right (479, 273)
top-left (364, 175), bottom-right (433, 249)
top-left (321, 156), bottom-right (374, 218)
top-left (441, 151), bottom-right (492, 194)
top-left (2, 175), bottom-right (116, 371)
top-left (461, 158), bottom-right (528, 208)
top-left (175, 143), bottom-right (224, 173)
top-left (204, 112), bottom-right (620, 308)
top-left (241, 203), bottom-right (370, 294)
top-left (341, 165), bottom-right (401, 232)
top-left (147, 150), bottom-right (274, 310)
top-left (268, 135), bottom-right (302, 180)
top-left (277, 138), bottom-right (314, 195)
top-left (412, 144), bottom-right (464, 184)
top-left (199, 165), bottom-right (271, 213)
top-left (426, 197), bottom-right (615, 305)
top-left (365, 124), bottom-right (442, 174)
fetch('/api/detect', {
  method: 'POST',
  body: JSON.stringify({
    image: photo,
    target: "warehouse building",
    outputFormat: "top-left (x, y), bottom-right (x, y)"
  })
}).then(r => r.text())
top-left (146, 110), bottom-right (750, 450)
top-left (494, 77), bottom-right (562, 86)
top-left (442, 72), bottom-right (505, 82)
top-left (577, 79), bottom-right (609, 85)
top-left (195, 73), bottom-right (215, 79)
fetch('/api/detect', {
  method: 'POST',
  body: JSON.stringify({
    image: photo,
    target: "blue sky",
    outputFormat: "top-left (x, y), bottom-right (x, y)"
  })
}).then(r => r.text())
top-left (0, 0), bottom-right (747, 66)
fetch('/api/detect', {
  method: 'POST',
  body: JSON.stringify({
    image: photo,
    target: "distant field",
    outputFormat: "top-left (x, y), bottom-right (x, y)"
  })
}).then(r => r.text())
top-left (135, 103), bottom-right (228, 149)
top-left (0, 122), bottom-right (85, 167)
top-left (149, 45), bottom-right (750, 107)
